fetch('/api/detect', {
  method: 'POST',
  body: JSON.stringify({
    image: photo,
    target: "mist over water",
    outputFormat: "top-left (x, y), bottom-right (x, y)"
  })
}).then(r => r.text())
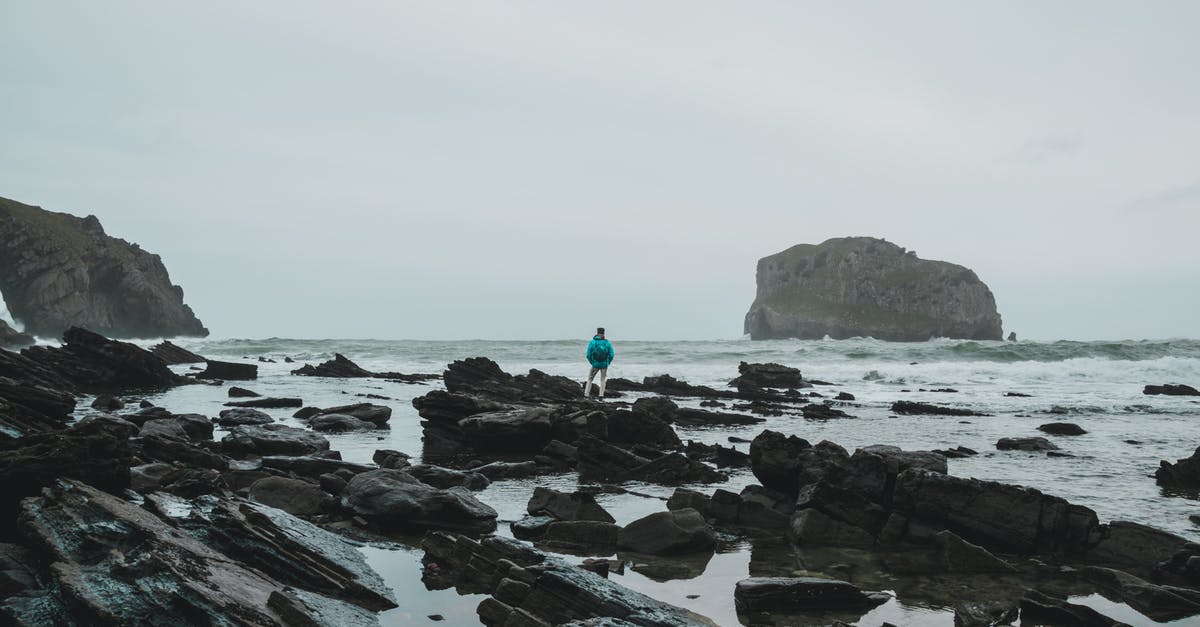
top-left (121, 336), bottom-right (1200, 625)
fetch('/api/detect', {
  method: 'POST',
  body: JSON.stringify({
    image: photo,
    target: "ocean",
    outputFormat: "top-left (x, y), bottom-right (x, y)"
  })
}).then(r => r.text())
top-left (118, 337), bottom-right (1200, 626)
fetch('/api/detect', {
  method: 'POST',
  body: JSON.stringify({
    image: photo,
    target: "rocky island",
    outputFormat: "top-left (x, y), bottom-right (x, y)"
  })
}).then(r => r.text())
top-left (0, 196), bottom-right (207, 341)
top-left (744, 237), bottom-right (1003, 341)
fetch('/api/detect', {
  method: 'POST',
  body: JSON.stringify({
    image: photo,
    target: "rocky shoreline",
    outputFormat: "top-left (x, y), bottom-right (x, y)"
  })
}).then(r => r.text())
top-left (1, 331), bottom-right (1198, 625)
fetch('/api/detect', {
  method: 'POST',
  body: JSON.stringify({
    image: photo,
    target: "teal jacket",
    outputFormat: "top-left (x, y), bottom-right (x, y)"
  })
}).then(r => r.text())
top-left (586, 335), bottom-right (614, 369)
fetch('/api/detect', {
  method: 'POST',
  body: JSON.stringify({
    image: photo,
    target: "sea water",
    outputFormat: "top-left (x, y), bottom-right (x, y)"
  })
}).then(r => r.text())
top-left (119, 337), bottom-right (1200, 626)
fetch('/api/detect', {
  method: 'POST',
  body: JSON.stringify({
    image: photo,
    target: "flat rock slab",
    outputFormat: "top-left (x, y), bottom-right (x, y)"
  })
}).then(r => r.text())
top-left (733, 577), bottom-right (890, 612)
top-left (221, 423), bottom-right (330, 457)
top-left (224, 397), bottom-right (304, 409)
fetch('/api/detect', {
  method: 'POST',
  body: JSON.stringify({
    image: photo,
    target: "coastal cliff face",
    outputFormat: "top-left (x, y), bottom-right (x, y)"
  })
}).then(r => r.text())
top-left (0, 196), bottom-right (207, 339)
top-left (744, 237), bottom-right (1002, 341)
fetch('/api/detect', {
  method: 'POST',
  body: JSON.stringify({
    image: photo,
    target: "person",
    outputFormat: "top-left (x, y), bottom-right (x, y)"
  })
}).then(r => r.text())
top-left (585, 327), bottom-right (614, 400)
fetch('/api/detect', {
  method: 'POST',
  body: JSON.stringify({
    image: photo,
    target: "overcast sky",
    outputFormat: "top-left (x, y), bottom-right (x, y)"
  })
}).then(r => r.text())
top-left (2, 2), bottom-right (1197, 341)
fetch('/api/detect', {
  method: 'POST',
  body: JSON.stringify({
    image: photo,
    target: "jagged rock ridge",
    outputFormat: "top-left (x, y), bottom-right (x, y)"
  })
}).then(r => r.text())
top-left (744, 237), bottom-right (1002, 341)
top-left (0, 196), bottom-right (207, 339)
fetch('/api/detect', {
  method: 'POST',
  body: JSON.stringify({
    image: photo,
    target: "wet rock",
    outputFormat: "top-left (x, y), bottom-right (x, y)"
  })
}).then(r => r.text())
top-left (790, 509), bottom-right (876, 548)
top-left (953, 600), bottom-right (1019, 627)
top-left (130, 462), bottom-right (174, 492)
top-left (404, 465), bottom-right (490, 491)
top-left (801, 403), bottom-right (853, 419)
top-left (577, 436), bottom-right (727, 485)
top-left (155, 467), bottom-right (226, 498)
top-left (835, 392), bottom-right (856, 401)
top-left (342, 469), bottom-right (497, 534)
top-left (1144, 384), bottom-right (1200, 396)
top-left (90, 394), bottom-right (125, 411)
top-left (733, 577), bottom-right (890, 612)
top-left (312, 403), bottom-right (392, 426)
top-left (541, 521), bottom-right (621, 554)
top-left (639, 373), bottom-right (732, 399)
top-left (1081, 565), bottom-right (1200, 621)
top-left (195, 359), bottom-right (258, 381)
top-left (373, 449), bottom-right (411, 469)
top-left (423, 532), bottom-right (709, 625)
top-left (891, 469), bottom-right (1101, 555)
top-left (794, 481), bottom-right (888, 536)
top-left (685, 441), bottom-right (750, 468)
top-left (934, 446), bottom-right (978, 459)
top-left (10, 480), bottom-right (393, 625)
top-left (470, 460), bottom-right (539, 480)
top-left (749, 431), bottom-right (849, 497)
top-left (411, 390), bottom-right (512, 423)
top-left (1019, 589), bottom-right (1127, 626)
top-left (310, 413), bottom-right (379, 432)
top-left (527, 487), bottom-right (615, 523)
top-left (320, 473), bottom-right (348, 495)
top-left (216, 407), bottom-right (274, 427)
top-left (608, 407), bottom-right (681, 448)
top-left (996, 437), bottom-right (1059, 451)
top-left (674, 407), bottom-right (764, 426)
top-left (0, 417), bottom-right (133, 536)
top-left (291, 353), bottom-right (439, 383)
top-left (458, 407), bottom-right (557, 452)
top-left (221, 424), bottom-right (331, 457)
top-left (248, 476), bottom-right (335, 517)
top-left (227, 386), bottom-right (260, 398)
top-left (138, 417), bottom-right (189, 440)
top-left (512, 515), bottom-right (556, 541)
top-left (891, 400), bottom-right (987, 416)
top-left (150, 340), bottom-right (206, 364)
top-left (21, 327), bottom-right (189, 392)
top-left (224, 397), bottom-right (304, 409)
top-left (1038, 422), bottom-right (1087, 436)
top-left (0, 320), bottom-right (34, 349)
top-left (443, 357), bottom-right (582, 402)
top-left (260, 455), bottom-right (373, 479)
top-left (138, 433), bottom-right (229, 470)
top-left (617, 509), bottom-right (715, 555)
top-left (1157, 447), bottom-right (1200, 489)
top-left (0, 376), bottom-right (76, 438)
top-left (729, 361), bottom-right (804, 389)
top-left (1085, 520), bottom-right (1190, 572)
top-left (931, 530), bottom-right (1018, 573)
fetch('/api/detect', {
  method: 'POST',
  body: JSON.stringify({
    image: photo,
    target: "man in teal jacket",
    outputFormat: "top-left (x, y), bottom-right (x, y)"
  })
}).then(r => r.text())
top-left (585, 327), bottom-right (614, 400)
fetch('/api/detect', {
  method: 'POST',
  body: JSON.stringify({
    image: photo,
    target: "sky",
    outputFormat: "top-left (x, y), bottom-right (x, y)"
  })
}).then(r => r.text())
top-left (1, 2), bottom-right (1198, 341)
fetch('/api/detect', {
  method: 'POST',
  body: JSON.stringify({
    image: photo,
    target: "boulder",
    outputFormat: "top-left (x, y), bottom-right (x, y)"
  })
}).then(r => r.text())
top-left (617, 509), bottom-right (715, 555)
top-left (259, 455), bottom-right (374, 479)
top-left (541, 521), bottom-right (621, 554)
top-left (733, 577), bottom-right (890, 611)
top-left (312, 403), bottom-right (392, 426)
top-left (511, 515), bottom-right (556, 541)
top-left (0, 197), bottom-right (208, 339)
top-left (224, 397), bottom-right (304, 409)
top-left (20, 327), bottom-right (189, 391)
top-left (1019, 589), bottom-right (1126, 627)
top-left (138, 433), bottom-right (229, 470)
top-left (577, 437), bottom-right (727, 485)
top-left (743, 237), bottom-right (1002, 341)
top-left (227, 386), bottom-right (260, 398)
top-left (403, 464), bottom-right (490, 491)
top-left (458, 408), bottom-right (555, 451)
top-left (1144, 384), bottom-right (1200, 396)
top-left (90, 394), bottom-right (125, 411)
top-left (221, 424), bottom-right (330, 457)
top-left (1038, 422), bottom-right (1087, 436)
top-left (248, 476), bottom-right (335, 517)
top-left (527, 487), bottom-right (615, 523)
top-left (996, 437), bottom-right (1059, 451)
top-left (341, 469), bottom-right (497, 534)
top-left (748, 430), bottom-right (813, 495)
top-left (442, 357), bottom-right (582, 402)
top-left (216, 407), bottom-right (274, 427)
top-left (309, 413), bottom-right (378, 432)
top-left (607, 408), bottom-right (681, 448)
top-left (1157, 447), bottom-right (1200, 489)
top-left (470, 461), bottom-right (539, 480)
top-left (373, 449), bottom-right (411, 469)
top-left (195, 359), bottom-right (258, 381)
top-left (138, 418), bottom-right (189, 440)
top-left (1084, 520), bottom-right (1190, 571)
top-left (728, 361), bottom-right (803, 388)
top-left (150, 340), bottom-right (206, 364)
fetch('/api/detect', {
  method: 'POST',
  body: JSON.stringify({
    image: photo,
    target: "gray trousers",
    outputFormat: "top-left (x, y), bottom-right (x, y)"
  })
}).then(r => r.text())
top-left (585, 367), bottom-right (608, 398)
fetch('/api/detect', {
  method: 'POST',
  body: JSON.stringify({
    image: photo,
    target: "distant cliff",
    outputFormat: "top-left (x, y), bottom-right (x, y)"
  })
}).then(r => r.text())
top-left (0, 196), bottom-right (208, 339)
top-left (744, 237), bottom-right (1002, 341)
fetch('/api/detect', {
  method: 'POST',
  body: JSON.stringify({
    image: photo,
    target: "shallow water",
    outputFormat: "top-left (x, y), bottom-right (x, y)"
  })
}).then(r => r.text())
top-left (107, 337), bottom-right (1200, 625)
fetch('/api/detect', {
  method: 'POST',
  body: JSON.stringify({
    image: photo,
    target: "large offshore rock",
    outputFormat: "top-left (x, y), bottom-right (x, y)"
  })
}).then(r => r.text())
top-left (442, 357), bottom-right (583, 402)
top-left (733, 577), bottom-right (890, 611)
top-left (744, 237), bottom-right (1002, 341)
top-left (341, 469), bottom-right (497, 534)
top-left (150, 340), bottom-right (206, 364)
top-left (20, 327), bottom-right (189, 392)
top-left (1157, 446), bottom-right (1200, 489)
top-left (728, 361), bottom-right (803, 388)
top-left (6, 480), bottom-right (394, 625)
top-left (0, 196), bottom-right (207, 338)
top-left (291, 353), bottom-right (439, 383)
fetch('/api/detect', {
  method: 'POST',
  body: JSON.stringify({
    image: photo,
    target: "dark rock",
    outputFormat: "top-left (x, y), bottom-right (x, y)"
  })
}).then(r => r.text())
top-left (138, 417), bottom-right (189, 440)
top-left (411, 390), bottom-right (511, 423)
top-left (216, 407), bottom-right (274, 427)
top-left (673, 407), bottom-right (764, 426)
top-left (931, 530), bottom-right (1018, 573)
top-left (1081, 566), bottom-right (1200, 621)
top-left (457, 408), bottom-right (555, 452)
top-left (541, 521), bottom-right (621, 554)
top-left (801, 402), bottom-right (852, 419)
top-left (0, 197), bottom-right (208, 338)
top-left (744, 237), bottom-right (1002, 341)
top-left (320, 473), bottom-right (348, 495)
top-left (312, 402), bottom-right (392, 426)
top-left (138, 433), bottom-right (229, 470)
top-left (608, 407), bottom-right (681, 448)
top-left (891, 469), bottom-right (1101, 555)
top-left (733, 576), bottom-right (891, 611)
top-left (685, 441), bottom-right (750, 468)
top-left (1085, 520), bottom-right (1190, 572)
top-left (1019, 589), bottom-right (1128, 627)
top-left (341, 468), bottom-right (497, 534)
top-left (953, 600), bottom-right (1019, 627)
top-left (443, 357), bottom-right (582, 402)
top-left (996, 437), bottom-right (1059, 451)
top-left (577, 436), bottom-right (727, 485)
top-left (21, 327), bottom-right (189, 392)
top-left (196, 359), bottom-right (258, 381)
top-left (748, 430), bottom-right (813, 495)
top-left (1157, 447), bottom-right (1200, 489)
top-left (173, 413), bottom-right (216, 441)
top-left (139, 399), bottom-right (153, 408)
top-left (154, 467), bottom-right (225, 498)
top-left (729, 361), bottom-right (803, 388)
top-left (794, 481), bottom-right (889, 536)
top-left (1038, 422), bottom-right (1087, 436)
top-left (617, 509), bottom-right (715, 555)
top-left (309, 413), bottom-right (378, 432)
top-left (891, 400), bottom-right (986, 416)
top-left (224, 397), bottom-right (304, 409)
top-left (373, 449), bottom-right (411, 469)
top-left (260, 455), bottom-right (373, 479)
top-left (0, 320), bottom-right (34, 349)
top-left (404, 464), bottom-right (490, 490)
top-left (227, 386), bottom-right (260, 398)
top-left (150, 340), bottom-right (206, 364)
top-left (0, 417), bottom-right (133, 536)
top-left (0, 375), bottom-right (76, 438)
top-left (248, 476), bottom-right (335, 517)
top-left (291, 353), bottom-right (439, 383)
top-left (294, 406), bottom-right (322, 420)
top-left (934, 446), bottom-right (978, 458)
top-left (221, 424), bottom-right (330, 457)
top-left (527, 487), bottom-right (615, 523)
top-left (470, 461), bottom-right (539, 480)
top-left (90, 394), bottom-right (125, 411)
top-left (512, 515), bottom-right (556, 541)
top-left (129, 463), bottom-right (174, 492)
top-left (1144, 384), bottom-right (1200, 396)
top-left (789, 508), bottom-right (875, 548)
top-left (835, 392), bottom-right (856, 401)
top-left (639, 373), bottom-right (731, 399)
